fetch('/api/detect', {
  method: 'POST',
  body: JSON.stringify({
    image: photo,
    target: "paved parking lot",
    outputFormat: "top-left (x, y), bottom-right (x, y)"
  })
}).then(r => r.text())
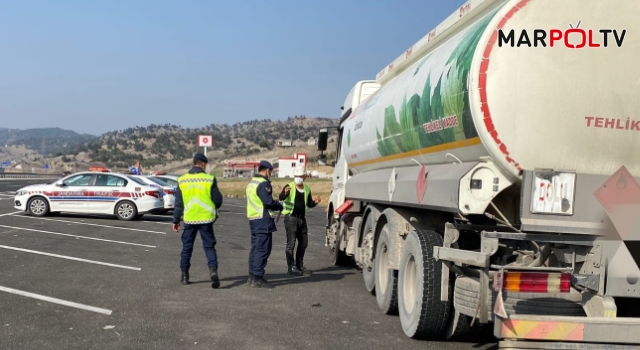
top-left (0, 179), bottom-right (497, 350)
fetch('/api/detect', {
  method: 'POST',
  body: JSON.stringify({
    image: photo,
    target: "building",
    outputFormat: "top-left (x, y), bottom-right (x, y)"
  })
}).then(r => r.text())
top-left (307, 137), bottom-right (317, 146)
top-left (277, 153), bottom-right (307, 178)
top-left (223, 160), bottom-right (261, 178)
top-left (276, 139), bottom-right (293, 148)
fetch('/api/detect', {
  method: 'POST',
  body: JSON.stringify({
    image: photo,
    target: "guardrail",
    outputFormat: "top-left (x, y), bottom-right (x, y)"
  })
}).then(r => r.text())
top-left (0, 172), bottom-right (59, 179)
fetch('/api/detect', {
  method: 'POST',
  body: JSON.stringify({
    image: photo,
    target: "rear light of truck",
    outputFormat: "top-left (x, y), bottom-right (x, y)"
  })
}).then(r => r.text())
top-left (503, 272), bottom-right (571, 293)
top-left (145, 190), bottom-right (160, 198)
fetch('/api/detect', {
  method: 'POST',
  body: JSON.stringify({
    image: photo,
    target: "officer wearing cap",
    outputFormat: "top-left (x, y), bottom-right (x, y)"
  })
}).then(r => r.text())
top-left (245, 160), bottom-right (283, 288)
top-left (173, 153), bottom-right (224, 289)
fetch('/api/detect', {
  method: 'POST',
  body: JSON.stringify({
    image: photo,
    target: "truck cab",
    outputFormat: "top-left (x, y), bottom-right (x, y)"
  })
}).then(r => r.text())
top-left (317, 80), bottom-right (379, 262)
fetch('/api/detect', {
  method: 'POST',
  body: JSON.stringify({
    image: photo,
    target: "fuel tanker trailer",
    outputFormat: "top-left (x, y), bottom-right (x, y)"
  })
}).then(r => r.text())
top-left (316, 0), bottom-right (640, 347)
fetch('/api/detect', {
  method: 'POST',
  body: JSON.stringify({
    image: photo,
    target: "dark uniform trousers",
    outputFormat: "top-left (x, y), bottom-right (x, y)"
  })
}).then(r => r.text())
top-left (284, 215), bottom-right (308, 269)
top-left (249, 231), bottom-right (272, 277)
top-left (180, 223), bottom-right (218, 271)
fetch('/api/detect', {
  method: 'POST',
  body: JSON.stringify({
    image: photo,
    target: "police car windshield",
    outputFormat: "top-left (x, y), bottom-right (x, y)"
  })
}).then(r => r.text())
top-left (147, 177), bottom-right (170, 187)
top-left (126, 176), bottom-right (148, 186)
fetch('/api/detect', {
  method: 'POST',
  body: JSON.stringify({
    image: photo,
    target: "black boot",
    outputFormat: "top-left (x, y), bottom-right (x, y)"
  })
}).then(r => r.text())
top-left (251, 276), bottom-right (273, 289)
top-left (209, 266), bottom-right (220, 289)
top-left (181, 270), bottom-right (189, 285)
top-left (288, 266), bottom-right (302, 276)
top-left (246, 273), bottom-right (255, 285)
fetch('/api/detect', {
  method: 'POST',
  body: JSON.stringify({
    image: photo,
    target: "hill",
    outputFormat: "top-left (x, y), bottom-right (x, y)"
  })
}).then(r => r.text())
top-left (0, 127), bottom-right (97, 156)
top-left (58, 115), bottom-right (339, 172)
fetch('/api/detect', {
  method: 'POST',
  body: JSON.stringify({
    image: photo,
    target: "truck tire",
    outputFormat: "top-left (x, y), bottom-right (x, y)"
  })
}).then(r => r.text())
top-left (374, 224), bottom-right (398, 315)
top-left (361, 214), bottom-right (376, 295)
top-left (445, 310), bottom-right (483, 342)
top-left (453, 276), bottom-right (585, 321)
top-left (329, 215), bottom-right (350, 266)
top-left (397, 230), bottom-right (451, 339)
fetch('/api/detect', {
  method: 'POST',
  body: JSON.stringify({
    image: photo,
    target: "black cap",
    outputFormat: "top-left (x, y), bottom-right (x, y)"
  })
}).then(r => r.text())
top-left (194, 153), bottom-right (208, 163)
top-left (259, 160), bottom-right (273, 170)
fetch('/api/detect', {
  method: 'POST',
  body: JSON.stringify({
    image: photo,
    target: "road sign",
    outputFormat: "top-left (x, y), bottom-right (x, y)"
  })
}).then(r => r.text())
top-left (44, 164), bottom-right (49, 169)
top-left (197, 135), bottom-right (213, 147)
top-left (130, 166), bottom-right (138, 174)
top-left (1, 161), bottom-right (9, 168)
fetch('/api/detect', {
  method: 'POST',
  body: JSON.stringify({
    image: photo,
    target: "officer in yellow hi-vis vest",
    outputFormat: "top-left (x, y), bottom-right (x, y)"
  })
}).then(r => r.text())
top-left (172, 153), bottom-right (223, 289)
top-left (245, 160), bottom-right (283, 288)
top-left (278, 165), bottom-right (321, 276)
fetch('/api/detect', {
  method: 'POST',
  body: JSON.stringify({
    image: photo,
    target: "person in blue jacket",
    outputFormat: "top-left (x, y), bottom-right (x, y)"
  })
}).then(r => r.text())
top-left (245, 160), bottom-right (283, 288)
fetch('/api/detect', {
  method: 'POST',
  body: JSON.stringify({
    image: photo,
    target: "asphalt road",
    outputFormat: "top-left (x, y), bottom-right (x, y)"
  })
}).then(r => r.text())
top-left (0, 179), bottom-right (498, 350)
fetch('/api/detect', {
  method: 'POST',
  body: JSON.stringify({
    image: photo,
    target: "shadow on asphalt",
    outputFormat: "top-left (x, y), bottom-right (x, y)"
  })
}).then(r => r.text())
top-left (212, 266), bottom-right (354, 290)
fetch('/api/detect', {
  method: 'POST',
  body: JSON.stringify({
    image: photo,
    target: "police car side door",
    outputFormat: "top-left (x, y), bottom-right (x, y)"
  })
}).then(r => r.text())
top-left (90, 174), bottom-right (128, 211)
top-left (51, 173), bottom-right (94, 212)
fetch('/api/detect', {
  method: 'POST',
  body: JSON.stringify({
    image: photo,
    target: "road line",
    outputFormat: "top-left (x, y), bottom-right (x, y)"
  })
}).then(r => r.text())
top-left (0, 211), bottom-right (22, 217)
top-left (0, 224), bottom-right (156, 248)
top-left (0, 285), bottom-right (112, 315)
top-left (0, 194), bottom-right (13, 197)
top-left (12, 215), bottom-right (167, 234)
top-left (0, 245), bottom-right (141, 271)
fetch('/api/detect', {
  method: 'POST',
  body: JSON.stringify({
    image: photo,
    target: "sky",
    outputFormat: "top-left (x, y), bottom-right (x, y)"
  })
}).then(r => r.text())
top-left (0, 0), bottom-right (467, 135)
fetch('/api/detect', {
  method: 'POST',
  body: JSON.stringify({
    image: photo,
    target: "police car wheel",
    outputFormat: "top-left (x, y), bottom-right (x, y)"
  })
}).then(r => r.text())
top-left (27, 196), bottom-right (49, 217)
top-left (115, 201), bottom-right (138, 221)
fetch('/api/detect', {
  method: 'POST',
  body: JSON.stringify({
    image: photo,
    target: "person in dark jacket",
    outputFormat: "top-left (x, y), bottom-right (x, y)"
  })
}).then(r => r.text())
top-left (172, 153), bottom-right (224, 288)
top-left (245, 160), bottom-right (283, 288)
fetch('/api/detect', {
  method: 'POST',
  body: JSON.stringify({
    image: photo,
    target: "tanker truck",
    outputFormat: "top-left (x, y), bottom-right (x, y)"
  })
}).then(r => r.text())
top-left (317, 0), bottom-right (640, 348)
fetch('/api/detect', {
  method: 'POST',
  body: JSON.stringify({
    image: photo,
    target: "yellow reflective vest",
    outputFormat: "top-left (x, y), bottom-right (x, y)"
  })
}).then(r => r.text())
top-left (177, 172), bottom-right (217, 224)
top-left (246, 177), bottom-right (274, 220)
top-left (281, 182), bottom-right (310, 216)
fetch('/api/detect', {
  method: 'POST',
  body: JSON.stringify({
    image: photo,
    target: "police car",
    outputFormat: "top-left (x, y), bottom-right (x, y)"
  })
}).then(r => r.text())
top-left (13, 171), bottom-right (165, 220)
top-left (125, 174), bottom-right (175, 214)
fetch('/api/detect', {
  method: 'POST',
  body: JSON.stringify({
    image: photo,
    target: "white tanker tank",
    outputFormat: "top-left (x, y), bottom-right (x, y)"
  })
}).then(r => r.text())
top-left (341, 0), bottom-right (640, 182)
top-left (320, 1), bottom-right (640, 346)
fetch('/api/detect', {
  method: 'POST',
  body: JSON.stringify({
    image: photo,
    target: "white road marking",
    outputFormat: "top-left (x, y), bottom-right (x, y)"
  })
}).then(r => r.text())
top-left (12, 215), bottom-right (167, 234)
top-left (0, 194), bottom-right (13, 198)
top-left (0, 224), bottom-right (156, 248)
top-left (0, 211), bottom-right (22, 217)
top-left (0, 245), bottom-right (141, 271)
top-left (0, 285), bottom-right (112, 315)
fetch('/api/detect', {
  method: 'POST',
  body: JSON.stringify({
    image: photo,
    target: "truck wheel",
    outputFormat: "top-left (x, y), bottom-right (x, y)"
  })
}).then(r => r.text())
top-left (445, 310), bottom-right (482, 342)
top-left (329, 216), bottom-right (350, 266)
top-left (397, 230), bottom-right (451, 339)
top-left (361, 214), bottom-right (376, 295)
top-left (374, 224), bottom-right (398, 315)
top-left (27, 196), bottom-right (49, 217)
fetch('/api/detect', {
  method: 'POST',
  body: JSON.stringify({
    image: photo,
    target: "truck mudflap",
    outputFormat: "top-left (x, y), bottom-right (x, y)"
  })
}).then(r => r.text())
top-left (494, 314), bottom-right (640, 349)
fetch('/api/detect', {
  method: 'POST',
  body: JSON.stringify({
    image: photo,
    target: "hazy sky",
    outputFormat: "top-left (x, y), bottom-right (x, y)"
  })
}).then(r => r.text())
top-left (1, 0), bottom-right (465, 135)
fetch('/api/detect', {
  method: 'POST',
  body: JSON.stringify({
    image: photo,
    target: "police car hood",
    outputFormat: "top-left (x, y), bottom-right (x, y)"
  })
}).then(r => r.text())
top-left (17, 183), bottom-right (54, 192)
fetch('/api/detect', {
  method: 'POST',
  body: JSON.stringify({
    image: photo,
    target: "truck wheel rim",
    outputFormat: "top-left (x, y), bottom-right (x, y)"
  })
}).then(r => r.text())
top-left (378, 244), bottom-right (389, 288)
top-left (118, 203), bottom-right (134, 218)
top-left (30, 199), bottom-right (46, 214)
top-left (403, 255), bottom-right (418, 314)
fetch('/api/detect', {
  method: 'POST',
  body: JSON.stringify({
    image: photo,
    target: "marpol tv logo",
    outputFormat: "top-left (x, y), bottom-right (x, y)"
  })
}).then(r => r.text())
top-left (498, 21), bottom-right (627, 48)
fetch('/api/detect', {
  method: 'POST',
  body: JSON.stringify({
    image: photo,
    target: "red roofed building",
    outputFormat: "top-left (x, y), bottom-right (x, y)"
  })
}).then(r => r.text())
top-left (223, 160), bottom-right (261, 178)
